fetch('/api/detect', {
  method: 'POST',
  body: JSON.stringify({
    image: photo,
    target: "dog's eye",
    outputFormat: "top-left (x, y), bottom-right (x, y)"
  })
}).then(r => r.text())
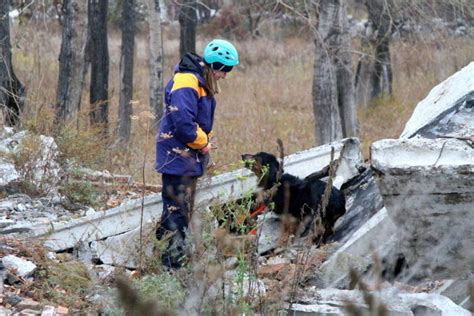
top-left (242, 158), bottom-right (256, 169)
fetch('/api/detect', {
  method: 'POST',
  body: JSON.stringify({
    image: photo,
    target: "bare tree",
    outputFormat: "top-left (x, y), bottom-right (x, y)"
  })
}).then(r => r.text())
top-left (147, 0), bottom-right (164, 126)
top-left (118, 0), bottom-right (136, 142)
top-left (179, 0), bottom-right (197, 57)
top-left (240, 0), bottom-right (275, 37)
top-left (355, 0), bottom-right (474, 107)
top-left (88, 0), bottom-right (109, 134)
top-left (197, 0), bottom-right (219, 22)
top-left (0, 1), bottom-right (26, 127)
top-left (313, 0), bottom-right (358, 145)
top-left (366, 0), bottom-right (393, 99)
top-left (55, 0), bottom-right (88, 125)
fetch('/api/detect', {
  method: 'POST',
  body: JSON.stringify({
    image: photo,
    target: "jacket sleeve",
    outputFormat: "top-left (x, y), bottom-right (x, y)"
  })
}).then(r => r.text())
top-left (168, 73), bottom-right (208, 150)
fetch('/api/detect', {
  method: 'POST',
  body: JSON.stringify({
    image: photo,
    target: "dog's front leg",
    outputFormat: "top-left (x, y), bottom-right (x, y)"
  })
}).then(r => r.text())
top-left (278, 213), bottom-right (298, 248)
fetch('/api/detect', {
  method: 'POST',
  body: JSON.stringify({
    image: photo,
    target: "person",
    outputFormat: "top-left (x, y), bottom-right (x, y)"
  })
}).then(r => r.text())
top-left (155, 39), bottom-right (239, 269)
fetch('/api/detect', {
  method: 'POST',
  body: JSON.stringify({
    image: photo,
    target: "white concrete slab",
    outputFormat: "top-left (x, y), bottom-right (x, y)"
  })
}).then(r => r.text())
top-left (401, 61), bottom-right (474, 138)
top-left (318, 207), bottom-right (397, 288)
top-left (371, 138), bottom-right (474, 280)
top-left (291, 288), bottom-right (472, 316)
top-left (35, 138), bottom-right (363, 251)
top-left (371, 138), bottom-right (473, 170)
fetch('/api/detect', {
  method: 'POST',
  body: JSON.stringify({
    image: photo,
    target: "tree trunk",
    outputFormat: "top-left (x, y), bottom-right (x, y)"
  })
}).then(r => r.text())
top-left (55, 0), bottom-right (88, 125)
top-left (313, 0), bottom-right (358, 145)
top-left (336, 0), bottom-right (358, 137)
top-left (371, 38), bottom-right (392, 98)
top-left (178, 0), bottom-right (197, 57)
top-left (147, 0), bottom-right (165, 127)
top-left (88, 0), bottom-right (109, 134)
top-left (366, 0), bottom-right (393, 99)
top-left (118, 0), bottom-right (136, 142)
top-left (354, 37), bottom-right (373, 108)
top-left (0, 1), bottom-right (26, 127)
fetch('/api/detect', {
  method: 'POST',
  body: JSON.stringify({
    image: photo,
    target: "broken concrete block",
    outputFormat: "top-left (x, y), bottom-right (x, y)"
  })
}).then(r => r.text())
top-left (0, 200), bottom-right (15, 212)
top-left (332, 168), bottom-right (385, 244)
top-left (289, 288), bottom-right (471, 315)
top-left (316, 208), bottom-right (397, 288)
top-left (289, 303), bottom-right (341, 315)
top-left (91, 222), bottom-right (155, 268)
top-left (1, 255), bottom-right (37, 278)
top-left (40, 305), bottom-right (56, 316)
top-left (95, 265), bottom-right (116, 282)
top-left (433, 278), bottom-right (472, 308)
top-left (372, 138), bottom-right (474, 280)
top-left (256, 215), bottom-right (284, 254)
top-left (0, 130), bottom-right (63, 192)
top-left (0, 218), bottom-right (15, 229)
top-left (0, 160), bottom-right (19, 187)
top-left (333, 138), bottom-right (364, 189)
top-left (401, 61), bottom-right (474, 139)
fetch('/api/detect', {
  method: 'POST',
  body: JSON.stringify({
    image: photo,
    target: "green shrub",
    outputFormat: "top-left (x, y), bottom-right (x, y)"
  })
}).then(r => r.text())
top-left (36, 260), bottom-right (92, 310)
top-left (134, 273), bottom-right (185, 312)
top-left (59, 180), bottom-right (99, 207)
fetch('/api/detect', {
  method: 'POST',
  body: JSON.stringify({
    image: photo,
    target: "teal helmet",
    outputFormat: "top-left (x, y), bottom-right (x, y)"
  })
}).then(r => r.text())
top-left (203, 39), bottom-right (239, 72)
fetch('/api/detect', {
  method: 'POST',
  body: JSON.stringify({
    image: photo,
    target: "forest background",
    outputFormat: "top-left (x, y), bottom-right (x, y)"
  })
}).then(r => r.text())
top-left (2, 0), bottom-right (473, 185)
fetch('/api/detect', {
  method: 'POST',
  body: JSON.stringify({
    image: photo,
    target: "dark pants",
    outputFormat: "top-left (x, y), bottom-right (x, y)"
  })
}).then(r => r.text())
top-left (156, 174), bottom-right (198, 269)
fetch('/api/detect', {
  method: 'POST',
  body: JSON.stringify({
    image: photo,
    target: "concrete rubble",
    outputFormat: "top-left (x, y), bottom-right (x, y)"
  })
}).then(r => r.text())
top-left (90, 222), bottom-right (155, 268)
top-left (386, 63), bottom-right (474, 283)
top-left (0, 127), bottom-right (148, 240)
top-left (288, 62), bottom-right (473, 313)
top-left (368, 61), bottom-right (474, 310)
top-left (372, 138), bottom-right (473, 280)
top-left (1, 255), bottom-right (37, 278)
top-left (400, 62), bottom-right (474, 140)
top-left (0, 128), bottom-right (62, 193)
top-left (290, 288), bottom-right (471, 315)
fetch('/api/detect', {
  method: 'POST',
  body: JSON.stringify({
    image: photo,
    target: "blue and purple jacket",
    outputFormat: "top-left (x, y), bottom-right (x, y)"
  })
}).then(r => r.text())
top-left (155, 53), bottom-right (216, 176)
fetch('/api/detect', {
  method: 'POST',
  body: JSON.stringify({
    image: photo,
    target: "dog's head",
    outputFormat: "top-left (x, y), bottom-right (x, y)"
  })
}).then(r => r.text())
top-left (241, 152), bottom-right (281, 189)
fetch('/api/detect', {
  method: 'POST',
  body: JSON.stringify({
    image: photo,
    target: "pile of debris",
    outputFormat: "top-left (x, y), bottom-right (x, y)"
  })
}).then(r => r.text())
top-left (0, 127), bottom-right (160, 236)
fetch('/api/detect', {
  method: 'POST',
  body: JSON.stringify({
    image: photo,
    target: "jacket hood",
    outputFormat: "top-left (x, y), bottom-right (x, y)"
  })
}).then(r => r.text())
top-left (177, 53), bottom-right (204, 77)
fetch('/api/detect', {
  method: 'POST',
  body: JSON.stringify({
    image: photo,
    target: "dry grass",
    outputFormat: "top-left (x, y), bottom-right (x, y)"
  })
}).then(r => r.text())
top-left (9, 21), bottom-right (474, 184)
top-left (358, 36), bottom-right (474, 156)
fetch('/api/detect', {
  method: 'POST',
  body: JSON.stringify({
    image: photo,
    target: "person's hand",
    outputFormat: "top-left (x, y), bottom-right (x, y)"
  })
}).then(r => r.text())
top-left (201, 144), bottom-right (211, 155)
top-left (201, 143), bottom-right (217, 155)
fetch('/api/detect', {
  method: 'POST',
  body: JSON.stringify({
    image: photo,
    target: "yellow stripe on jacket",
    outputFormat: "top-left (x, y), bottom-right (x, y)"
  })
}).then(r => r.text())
top-left (187, 126), bottom-right (208, 149)
top-left (171, 73), bottom-right (207, 97)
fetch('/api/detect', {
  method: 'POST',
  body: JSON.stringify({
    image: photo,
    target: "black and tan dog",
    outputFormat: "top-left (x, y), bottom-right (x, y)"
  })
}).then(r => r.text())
top-left (242, 152), bottom-right (346, 243)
